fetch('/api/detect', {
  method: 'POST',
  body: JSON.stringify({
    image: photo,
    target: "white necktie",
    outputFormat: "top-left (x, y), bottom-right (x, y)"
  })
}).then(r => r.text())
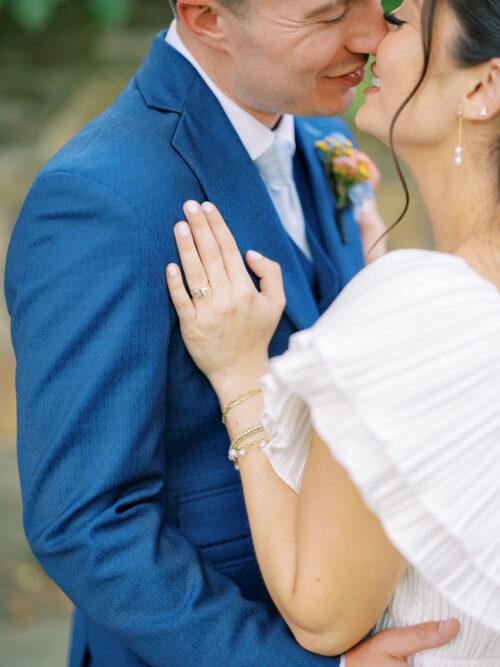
top-left (255, 137), bottom-right (312, 260)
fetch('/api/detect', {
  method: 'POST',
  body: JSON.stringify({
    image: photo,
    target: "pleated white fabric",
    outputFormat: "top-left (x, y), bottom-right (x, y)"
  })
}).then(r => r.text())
top-left (260, 249), bottom-right (500, 665)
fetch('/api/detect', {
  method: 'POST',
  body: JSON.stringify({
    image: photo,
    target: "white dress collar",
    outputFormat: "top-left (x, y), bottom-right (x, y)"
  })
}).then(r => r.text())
top-left (165, 20), bottom-right (295, 162)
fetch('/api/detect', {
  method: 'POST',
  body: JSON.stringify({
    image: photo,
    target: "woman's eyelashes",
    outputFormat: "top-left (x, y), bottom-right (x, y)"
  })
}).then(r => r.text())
top-left (383, 11), bottom-right (407, 28)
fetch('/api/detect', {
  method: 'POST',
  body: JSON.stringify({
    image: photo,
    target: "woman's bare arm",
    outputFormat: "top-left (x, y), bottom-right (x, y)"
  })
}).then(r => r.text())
top-left (215, 377), bottom-right (406, 656)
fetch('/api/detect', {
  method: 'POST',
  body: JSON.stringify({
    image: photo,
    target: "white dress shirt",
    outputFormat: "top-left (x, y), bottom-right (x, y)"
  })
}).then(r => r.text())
top-left (166, 21), bottom-right (312, 260)
top-left (167, 23), bottom-right (347, 667)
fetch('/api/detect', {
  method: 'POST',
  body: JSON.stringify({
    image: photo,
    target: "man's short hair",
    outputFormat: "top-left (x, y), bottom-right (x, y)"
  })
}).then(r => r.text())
top-left (169, 0), bottom-right (243, 16)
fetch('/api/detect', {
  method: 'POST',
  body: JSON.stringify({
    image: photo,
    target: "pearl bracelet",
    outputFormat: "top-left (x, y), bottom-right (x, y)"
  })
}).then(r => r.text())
top-left (228, 437), bottom-right (270, 471)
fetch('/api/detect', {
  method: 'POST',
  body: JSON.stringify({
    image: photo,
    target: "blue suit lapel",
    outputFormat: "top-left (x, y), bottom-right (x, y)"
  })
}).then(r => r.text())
top-left (295, 119), bottom-right (342, 259)
top-left (135, 33), bottom-right (323, 329)
top-left (293, 143), bottom-right (341, 312)
top-left (170, 80), bottom-right (319, 330)
top-left (295, 118), bottom-right (365, 289)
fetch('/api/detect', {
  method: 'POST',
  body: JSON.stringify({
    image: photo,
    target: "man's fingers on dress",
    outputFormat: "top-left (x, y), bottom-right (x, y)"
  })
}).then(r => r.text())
top-left (182, 201), bottom-right (228, 290)
top-left (165, 264), bottom-right (196, 320)
top-left (200, 202), bottom-right (254, 288)
top-left (174, 221), bottom-right (210, 296)
top-left (375, 619), bottom-right (460, 658)
top-left (246, 251), bottom-right (286, 309)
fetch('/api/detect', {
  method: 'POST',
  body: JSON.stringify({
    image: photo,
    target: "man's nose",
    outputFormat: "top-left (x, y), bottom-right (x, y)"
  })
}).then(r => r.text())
top-left (347, 0), bottom-right (389, 56)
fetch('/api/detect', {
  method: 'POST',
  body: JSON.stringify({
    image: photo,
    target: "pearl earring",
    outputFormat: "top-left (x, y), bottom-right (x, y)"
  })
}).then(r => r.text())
top-left (454, 108), bottom-right (464, 167)
top-left (480, 106), bottom-right (488, 118)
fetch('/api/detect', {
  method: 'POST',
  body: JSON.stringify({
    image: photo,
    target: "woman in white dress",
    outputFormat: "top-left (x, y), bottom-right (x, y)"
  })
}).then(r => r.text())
top-left (164, 0), bottom-right (500, 664)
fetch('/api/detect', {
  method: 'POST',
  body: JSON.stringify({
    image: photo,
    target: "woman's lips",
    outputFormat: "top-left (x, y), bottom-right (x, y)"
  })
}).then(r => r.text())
top-left (330, 66), bottom-right (366, 87)
top-left (364, 70), bottom-right (381, 95)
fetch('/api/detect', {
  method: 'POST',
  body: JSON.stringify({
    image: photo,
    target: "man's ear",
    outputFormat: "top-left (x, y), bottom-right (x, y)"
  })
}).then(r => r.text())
top-left (177, 0), bottom-right (227, 50)
top-left (463, 57), bottom-right (500, 121)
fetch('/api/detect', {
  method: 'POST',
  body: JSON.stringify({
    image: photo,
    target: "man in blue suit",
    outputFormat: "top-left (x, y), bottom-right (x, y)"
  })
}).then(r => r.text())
top-left (5, 1), bottom-right (457, 665)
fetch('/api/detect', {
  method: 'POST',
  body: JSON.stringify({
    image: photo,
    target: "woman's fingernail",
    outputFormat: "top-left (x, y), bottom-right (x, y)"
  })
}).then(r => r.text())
top-left (167, 265), bottom-right (177, 277)
top-left (201, 202), bottom-right (214, 213)
top-left (185, 201), bottom-right (199, 214)
top-left (248, 250), bottom-right (263, 260)
top-left (177, 222), bottom-right (190, 237)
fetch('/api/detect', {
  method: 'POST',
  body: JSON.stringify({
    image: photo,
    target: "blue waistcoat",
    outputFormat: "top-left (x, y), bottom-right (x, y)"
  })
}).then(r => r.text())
top-left (4, 30), bottom-right (364, 667)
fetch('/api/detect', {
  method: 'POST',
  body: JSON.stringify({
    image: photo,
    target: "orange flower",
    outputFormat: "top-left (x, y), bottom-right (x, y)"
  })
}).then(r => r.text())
top-left (315, 136), bottom-right (381, 210)
top-left (336, 148), bottom-right (381, 189)
top-left (315, 134), bottom-right (381, 243)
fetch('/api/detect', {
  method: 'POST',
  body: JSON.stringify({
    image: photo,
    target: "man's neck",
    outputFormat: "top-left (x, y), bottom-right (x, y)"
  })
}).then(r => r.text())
top-left (177, 21), bottom-right (281, 130)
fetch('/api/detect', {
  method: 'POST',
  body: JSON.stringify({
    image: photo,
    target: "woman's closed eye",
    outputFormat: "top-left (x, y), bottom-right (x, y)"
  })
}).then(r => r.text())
top-left (383, 11), bottom-right (408, 29)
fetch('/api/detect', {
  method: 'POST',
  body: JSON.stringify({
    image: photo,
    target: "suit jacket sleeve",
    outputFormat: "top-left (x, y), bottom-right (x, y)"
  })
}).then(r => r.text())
top-left (5, 171), bottom-right (337, 666)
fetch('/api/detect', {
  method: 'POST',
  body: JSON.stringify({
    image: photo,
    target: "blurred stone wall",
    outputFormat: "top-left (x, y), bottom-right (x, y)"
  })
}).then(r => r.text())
top-left (0, 10), bottom-right (176, 664)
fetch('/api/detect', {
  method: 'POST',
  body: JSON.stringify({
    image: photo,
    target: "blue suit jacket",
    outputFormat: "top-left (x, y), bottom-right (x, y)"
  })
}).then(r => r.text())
top-left (5, 31), bottom-right (364, 666)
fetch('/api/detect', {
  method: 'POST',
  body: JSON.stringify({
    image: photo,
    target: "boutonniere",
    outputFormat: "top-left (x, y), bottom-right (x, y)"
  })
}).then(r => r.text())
top-left (315, 134), bottom-right (380, 245)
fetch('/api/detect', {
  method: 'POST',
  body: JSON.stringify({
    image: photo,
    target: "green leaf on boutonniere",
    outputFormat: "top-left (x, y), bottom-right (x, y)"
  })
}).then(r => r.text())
top-left (319, 151), bottom-right (348, 244)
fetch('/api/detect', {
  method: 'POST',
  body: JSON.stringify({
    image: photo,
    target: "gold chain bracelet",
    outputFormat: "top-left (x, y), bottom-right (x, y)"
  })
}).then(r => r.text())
top-left (222, 388), bottom-right (262, 425)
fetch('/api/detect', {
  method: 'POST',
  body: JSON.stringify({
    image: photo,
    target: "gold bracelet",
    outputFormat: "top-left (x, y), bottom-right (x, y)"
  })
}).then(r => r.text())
top-left (231, 424), bottom-right (265, 450)
top-left (227, 424), bottom-right (266, 471)
top-left (237, 437), bottom-right (270, 458)
top-left (222, 388), bottom-right (262, 425)
top-left (228, 437), bottom-right (270, 471)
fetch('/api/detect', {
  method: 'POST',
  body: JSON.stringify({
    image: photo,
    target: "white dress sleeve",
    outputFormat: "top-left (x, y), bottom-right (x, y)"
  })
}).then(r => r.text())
top-left (260, 249), bottom-right (500, 633)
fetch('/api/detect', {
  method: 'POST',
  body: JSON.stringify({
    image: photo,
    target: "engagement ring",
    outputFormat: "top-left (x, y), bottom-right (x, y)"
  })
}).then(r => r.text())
top-left (191, 287), bottom-right (210, 299)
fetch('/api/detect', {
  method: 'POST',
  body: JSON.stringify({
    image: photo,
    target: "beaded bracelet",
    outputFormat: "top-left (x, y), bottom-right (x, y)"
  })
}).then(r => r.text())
top-left (231, 424), bottom-right (265, 450)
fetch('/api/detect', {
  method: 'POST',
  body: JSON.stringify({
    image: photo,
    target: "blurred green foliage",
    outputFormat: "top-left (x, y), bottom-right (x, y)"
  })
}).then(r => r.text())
top-left (1, 0), bottom-right (403, 32)
top-left (382, 0), bottom-right (403, 10)
top-left (0, 0), bottom-right (135, 30)
top-left (1, 0), bottom-right (402, 32)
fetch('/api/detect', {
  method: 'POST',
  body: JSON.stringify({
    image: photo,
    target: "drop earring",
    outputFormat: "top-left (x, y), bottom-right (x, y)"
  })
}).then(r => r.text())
top-left (454, 108), bottom-right (464, 167)
top-left (480, 106), bottom-right (488, 118)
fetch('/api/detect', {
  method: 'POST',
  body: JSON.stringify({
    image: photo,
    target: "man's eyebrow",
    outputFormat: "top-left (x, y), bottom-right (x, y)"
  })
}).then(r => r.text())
top-left (303, 1), bottom-right (344, 21)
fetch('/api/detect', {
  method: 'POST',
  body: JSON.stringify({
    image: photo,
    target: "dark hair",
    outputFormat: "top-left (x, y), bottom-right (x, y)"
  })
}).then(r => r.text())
top-left (384, 0), bottom-right (500, 238)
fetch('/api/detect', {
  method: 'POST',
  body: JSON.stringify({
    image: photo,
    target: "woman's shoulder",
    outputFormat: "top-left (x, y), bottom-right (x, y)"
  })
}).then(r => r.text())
top-left (278, 248), bottom-right (500, 410)
top-left (303, 248), bottom-right (500, 349)
top-left (338, 248), bottom-right (498, 308)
